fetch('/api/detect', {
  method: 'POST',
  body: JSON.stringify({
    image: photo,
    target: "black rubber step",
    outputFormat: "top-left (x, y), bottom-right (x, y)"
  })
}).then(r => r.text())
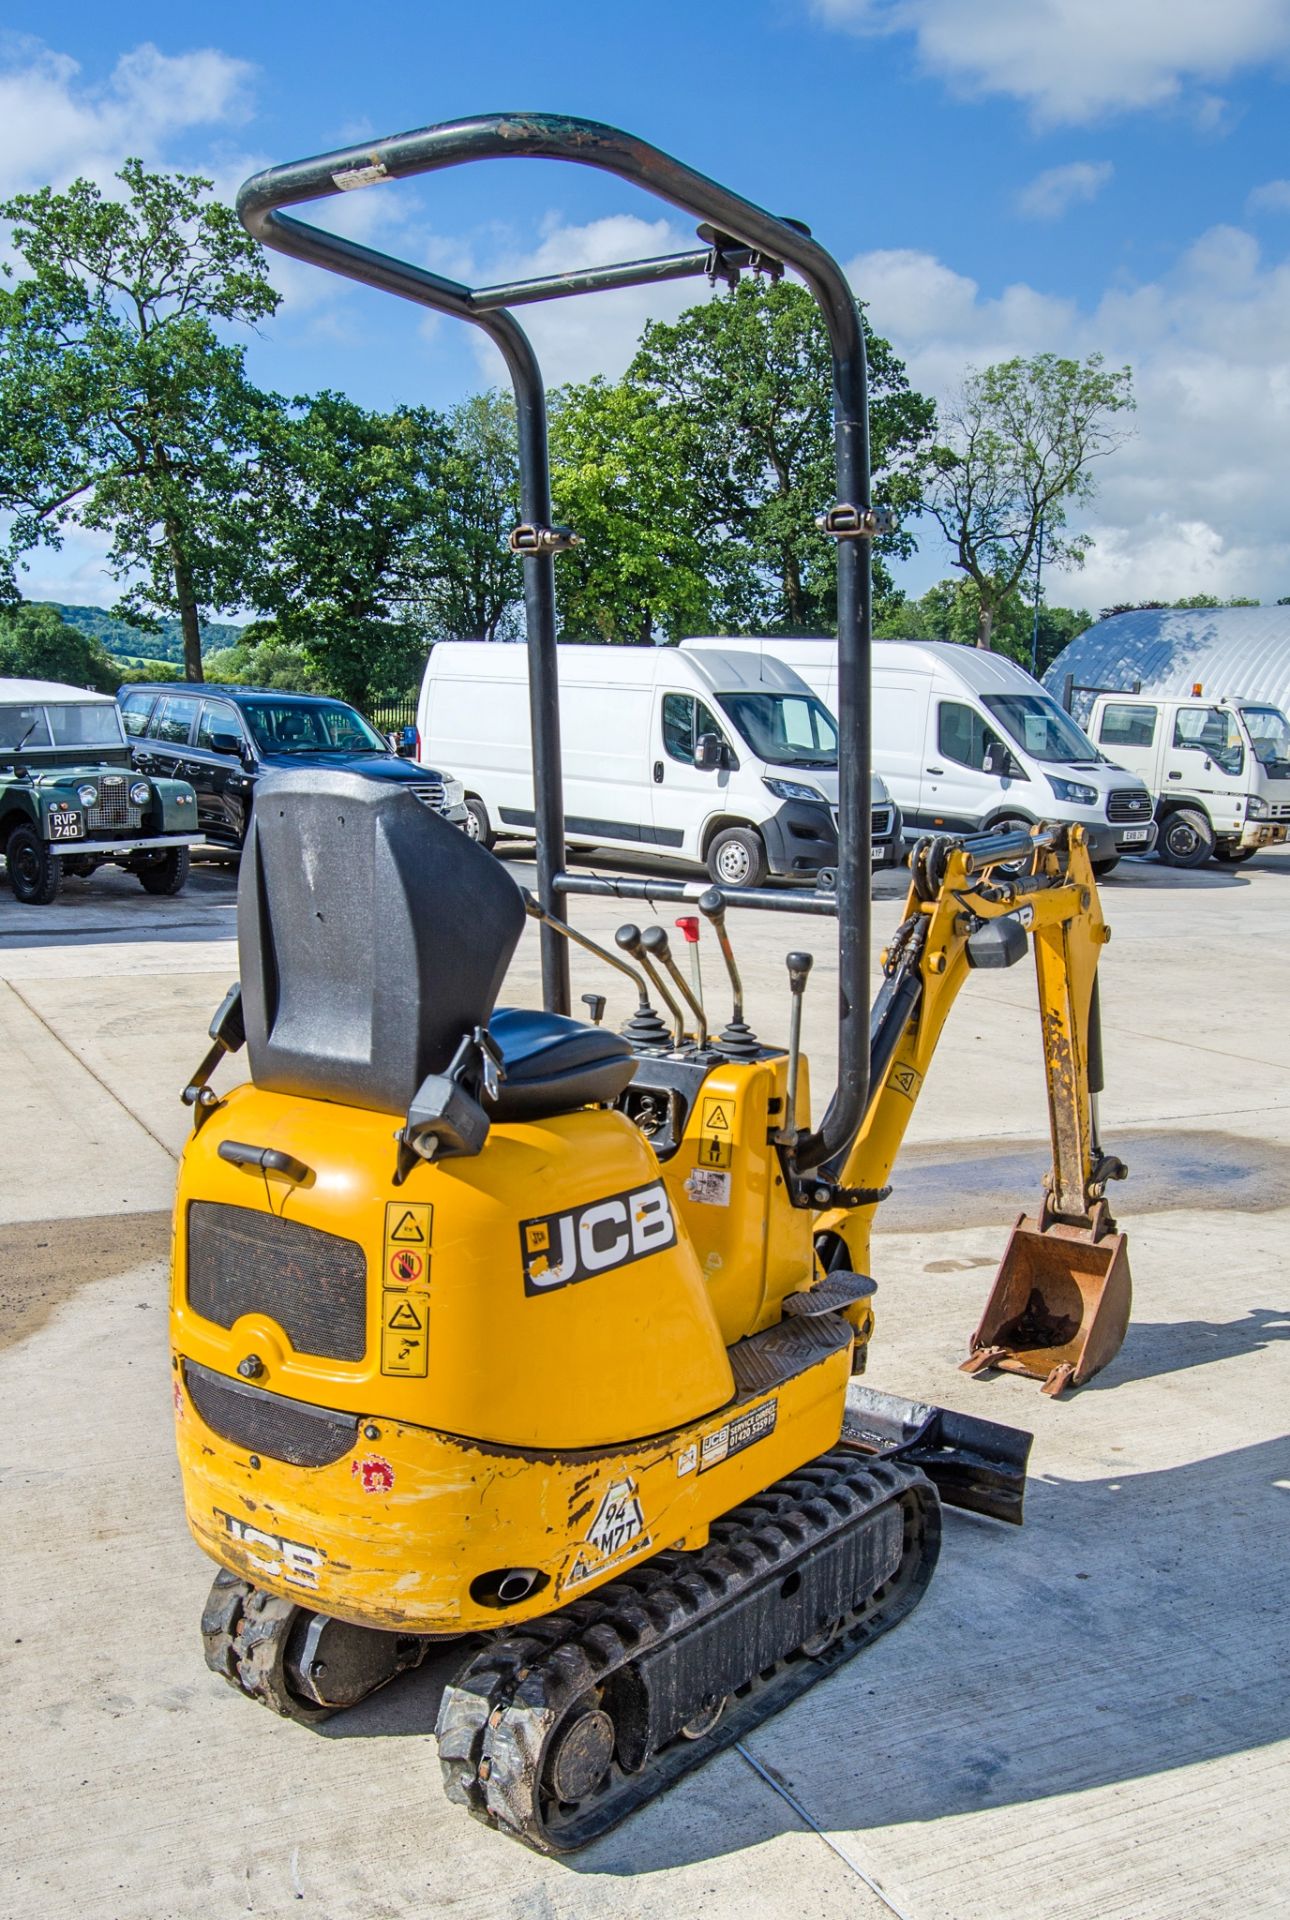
top-left (727, 1311), bottom-right (852, 1395)
top-left (782, 1271), bottom-right (877, 1319)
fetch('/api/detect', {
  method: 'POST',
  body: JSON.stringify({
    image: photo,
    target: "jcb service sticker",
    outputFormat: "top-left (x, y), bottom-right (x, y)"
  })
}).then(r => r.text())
top-left (520, 1181), bottom-right (676, 1295)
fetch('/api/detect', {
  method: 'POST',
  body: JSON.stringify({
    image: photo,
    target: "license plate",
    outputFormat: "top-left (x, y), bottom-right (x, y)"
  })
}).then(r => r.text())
top-left (870, 845), bottom-right (884, 863)
top-left (1119, 827), bottom-right (1150, 843)
top-left (49, 812), bottom-right (84, 840)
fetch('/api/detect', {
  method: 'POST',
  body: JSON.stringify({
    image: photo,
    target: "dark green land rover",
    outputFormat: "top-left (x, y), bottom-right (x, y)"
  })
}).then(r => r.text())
top-left (0, 677), bottom-right (201, 905)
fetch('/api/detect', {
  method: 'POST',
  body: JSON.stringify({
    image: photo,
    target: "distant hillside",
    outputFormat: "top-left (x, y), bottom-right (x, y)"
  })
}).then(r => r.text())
top-left (40, 603), bottom-right (243, 663)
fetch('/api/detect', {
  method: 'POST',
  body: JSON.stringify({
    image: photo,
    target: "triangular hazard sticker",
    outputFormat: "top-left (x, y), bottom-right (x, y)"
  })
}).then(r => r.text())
top-left (704, 1104), bottom-right (730, 1131)
top-left (387, 1299), bottom-right (423, 1330)
top-left (389, 1209), bottom-right (426, 1244)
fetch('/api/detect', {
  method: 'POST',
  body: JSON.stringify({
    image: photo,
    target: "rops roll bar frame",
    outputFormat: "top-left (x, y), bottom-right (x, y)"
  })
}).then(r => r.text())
top-left (237, 112), bottom-right (877, 1172)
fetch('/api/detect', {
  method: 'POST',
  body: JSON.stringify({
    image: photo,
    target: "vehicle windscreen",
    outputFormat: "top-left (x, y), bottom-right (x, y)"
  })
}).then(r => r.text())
top-left (982, 693), bottom-right (1100, 764)
top-left (0, 704), bottom-right (51, 750)
top-left (715, 692), bottom-right (838, 768)
top-left (1241, 706), bottom-right (1290, 770)
top-left (46, 704), bottom-right (126, 747)
top-left (241, 699), bottom-right (387, 756)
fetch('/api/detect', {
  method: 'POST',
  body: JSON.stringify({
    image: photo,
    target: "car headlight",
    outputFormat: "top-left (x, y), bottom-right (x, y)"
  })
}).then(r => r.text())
top-left (76, 783), bottom-right (98, 807)
top-left (1247, 794), bottom-right (1269, 818)
top-left (442, 778), bottom-right (465, 808)
top-left (129, 780), bottom-right (151, 806)
top-left (763, 776), bottom-right (825, 803)
top-left (1046, 776), bottom-right (1098, 806)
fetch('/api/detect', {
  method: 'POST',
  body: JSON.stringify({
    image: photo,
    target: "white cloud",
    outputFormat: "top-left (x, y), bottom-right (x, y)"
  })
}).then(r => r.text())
top-left (849, 224), bottom-right (1290, 606)
top-left (1247, 177), bottom-right (1290, 213)
top-left (0, 37), bottom-right (255, 196)
top-left (1017, 159), bottom-right (1113, 219)
top-left (810, 0), bottom-right (1290, 124)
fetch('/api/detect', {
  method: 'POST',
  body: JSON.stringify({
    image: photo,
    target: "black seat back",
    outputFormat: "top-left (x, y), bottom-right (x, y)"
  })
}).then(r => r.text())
top-left (238, 769), bottom-right (524, 1113)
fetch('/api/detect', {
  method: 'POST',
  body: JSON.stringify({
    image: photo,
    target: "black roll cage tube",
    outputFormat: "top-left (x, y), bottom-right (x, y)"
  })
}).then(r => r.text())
top-left (237, 112), bottom-right (873, 1172)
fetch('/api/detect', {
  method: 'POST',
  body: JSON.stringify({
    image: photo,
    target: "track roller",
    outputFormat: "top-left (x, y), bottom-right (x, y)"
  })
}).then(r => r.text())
top-left (436, 1449), bottom-right (938, 1852)
top-left (201, 1568), bottom-right (430, 1722)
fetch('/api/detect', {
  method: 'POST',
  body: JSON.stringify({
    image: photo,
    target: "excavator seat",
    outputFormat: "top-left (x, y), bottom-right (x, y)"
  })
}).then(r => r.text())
top-left (488, 1008), bottom-right (635, 1120)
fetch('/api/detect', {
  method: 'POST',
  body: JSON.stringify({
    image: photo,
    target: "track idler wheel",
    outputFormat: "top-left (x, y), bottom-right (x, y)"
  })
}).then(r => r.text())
top-left (201, 1568), bottom-right (429, 1722)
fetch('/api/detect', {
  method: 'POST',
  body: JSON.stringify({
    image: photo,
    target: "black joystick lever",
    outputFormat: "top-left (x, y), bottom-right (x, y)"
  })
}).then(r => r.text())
top-left (776, 950), bottom-right (814, 1144)
top-left (615, 924), bottom-right (681, 1048)
top-left (698, 887), bottom-right (759, 1057)
top-left (641, 924), bottom-right (707, 1048)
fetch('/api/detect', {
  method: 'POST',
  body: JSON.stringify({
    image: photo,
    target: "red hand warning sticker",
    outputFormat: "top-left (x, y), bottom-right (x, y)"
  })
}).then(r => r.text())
top-left (388, 1249), bottom-right (424, 1284)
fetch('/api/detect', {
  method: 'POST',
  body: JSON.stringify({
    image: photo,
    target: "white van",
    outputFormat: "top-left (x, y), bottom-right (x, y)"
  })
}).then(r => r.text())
top-left (416, 642), bottom-right (903, 889)
top-left (683, 637), bottom-right (1157, 874)
top-left (1084, 692), bottom-right (1290, 867)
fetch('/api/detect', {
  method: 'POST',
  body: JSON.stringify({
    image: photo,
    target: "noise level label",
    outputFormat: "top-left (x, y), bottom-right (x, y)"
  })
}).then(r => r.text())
top-left (381, 1288), bottom-right (429, 1376)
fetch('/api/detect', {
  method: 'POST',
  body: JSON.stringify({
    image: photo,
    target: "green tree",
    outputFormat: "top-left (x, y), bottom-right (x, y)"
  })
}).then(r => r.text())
top-left (249, 391), bottom-right (454, 706)
top-left (618, 278), bottom-right (934, 633)
top-left (550, 377), bottom-right (718, 642)
top-left (421, 392), bottom-right (523, 640)
top-left (0, 602), bottom-right (120, 693)
top-left (205, 621), bottom-right (330, 694)
top-left (926, 353), bottom-right (1135, 650)
top-left (0, 161), bottom-right (278, 681)
top-left (878, 577), bottom-right (1091, 675)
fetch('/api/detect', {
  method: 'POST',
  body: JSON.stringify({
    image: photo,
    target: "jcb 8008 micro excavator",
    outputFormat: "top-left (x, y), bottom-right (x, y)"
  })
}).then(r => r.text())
top-left (168, 116), bottom-right (1131, 1853)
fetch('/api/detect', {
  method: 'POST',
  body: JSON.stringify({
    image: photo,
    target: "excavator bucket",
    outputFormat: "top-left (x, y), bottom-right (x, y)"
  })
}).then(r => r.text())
top-left (961, 1211), bottom-right (1132, 1396)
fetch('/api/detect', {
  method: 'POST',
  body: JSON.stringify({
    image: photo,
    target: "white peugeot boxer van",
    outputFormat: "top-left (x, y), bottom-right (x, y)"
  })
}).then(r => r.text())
top-left (683, 637), bottom-right (1156, 874)
top-left (416, 641), bottom-right (903, 888)
top-left (1084, 692), bottom-right (1290, 867)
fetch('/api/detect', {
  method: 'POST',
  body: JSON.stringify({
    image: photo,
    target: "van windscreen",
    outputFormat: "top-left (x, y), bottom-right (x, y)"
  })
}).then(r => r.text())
top-left (981, 694), bottom-right (1099, 765)
top-left (716, 692), bottom-right (838, 768)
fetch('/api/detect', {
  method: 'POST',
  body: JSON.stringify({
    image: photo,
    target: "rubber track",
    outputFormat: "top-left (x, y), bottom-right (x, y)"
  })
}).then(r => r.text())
top-left (200, 1567), bottom-right (335, 1723)
top-left (435, 1449), bottom-right (939, 1853)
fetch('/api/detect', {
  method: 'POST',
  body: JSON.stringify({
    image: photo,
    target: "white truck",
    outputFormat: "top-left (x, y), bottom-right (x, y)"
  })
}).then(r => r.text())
top-left (682, 637), bottom-right (1157, 874)
top-left (415, 641), bottom-right (904, 888)
top-left (1083, 692), bottom-right (1290, 866)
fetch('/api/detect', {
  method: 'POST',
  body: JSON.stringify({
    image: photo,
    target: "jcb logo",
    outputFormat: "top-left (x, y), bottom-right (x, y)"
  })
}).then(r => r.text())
top-left (520, 1181), bottom-right (677, 1295)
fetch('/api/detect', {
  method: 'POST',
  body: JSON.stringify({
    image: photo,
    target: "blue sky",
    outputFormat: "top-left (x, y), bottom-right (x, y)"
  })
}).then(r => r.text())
top-left (2, 2), bottom-right (1288, 615)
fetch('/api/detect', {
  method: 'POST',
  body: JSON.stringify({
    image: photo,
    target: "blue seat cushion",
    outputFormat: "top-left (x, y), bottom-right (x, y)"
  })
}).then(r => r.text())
top-left (487, 1007), bottom-right (636, 1121)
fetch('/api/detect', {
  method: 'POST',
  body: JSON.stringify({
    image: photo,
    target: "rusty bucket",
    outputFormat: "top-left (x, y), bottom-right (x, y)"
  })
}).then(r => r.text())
top-left (961, 1210), bottom-right (1132, 1396)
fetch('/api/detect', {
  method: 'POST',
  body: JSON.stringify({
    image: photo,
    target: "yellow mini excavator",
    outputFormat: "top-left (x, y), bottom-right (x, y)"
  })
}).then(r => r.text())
top-left (168, 115), bottom-right (1132, 1854)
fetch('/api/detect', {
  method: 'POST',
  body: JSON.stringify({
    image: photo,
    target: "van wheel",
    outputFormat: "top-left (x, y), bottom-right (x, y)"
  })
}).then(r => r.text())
top-left (6, 823), bottom-right (62, 905)
top-left (463, 797), bottom-right (494, 848)
top-left (706, 827), bottom-right (767, 890)
top-left (1091, 857), bottom-right (1120, 877)
top-left (136, 847), bottom-right (191, 896)
top-left (1158, 808), bottom-right (1214, 868)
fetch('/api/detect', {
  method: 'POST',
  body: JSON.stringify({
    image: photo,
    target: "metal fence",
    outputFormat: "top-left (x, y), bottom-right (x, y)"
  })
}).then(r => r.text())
top-left (367, 694), bottom-right (419, 736)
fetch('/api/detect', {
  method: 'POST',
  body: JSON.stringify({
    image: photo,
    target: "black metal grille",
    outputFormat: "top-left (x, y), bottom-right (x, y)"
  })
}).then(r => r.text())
top-left (871, 806), bottom-right (894, 840)
top-left (1107, 789), bottom-right (1152, 822)
top-left (410, 782), bottom-right (448, 812)
top-left (87, 776), bottom-right (143, 831)
top-left (187, 1201), bottom-right (368, 1360)
top-left (184, 1360), bottom-right (358, 1466)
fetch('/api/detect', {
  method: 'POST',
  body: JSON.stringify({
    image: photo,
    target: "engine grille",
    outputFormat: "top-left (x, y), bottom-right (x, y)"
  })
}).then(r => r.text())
top-left (187, 1201), bottom-right (368, 1360)
top-left (410, 782), bottom-right (448, 813)
top-left (1268, 802), bottom-right (1290, 820)
top-left (1106, 789), bottom-right (1152, 823)
top-left (871, 805), bottom-right (894, 841)
top-left (86, 775), bottom-right (143, 832)
top-left (183, 1359), bottom-right (358, 1467)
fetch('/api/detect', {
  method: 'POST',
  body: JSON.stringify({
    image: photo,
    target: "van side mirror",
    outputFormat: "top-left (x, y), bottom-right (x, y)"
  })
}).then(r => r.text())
top-left (694, 732), bottom-right (724, 772)
top-left (984, 740), bottom-right (1021, 779)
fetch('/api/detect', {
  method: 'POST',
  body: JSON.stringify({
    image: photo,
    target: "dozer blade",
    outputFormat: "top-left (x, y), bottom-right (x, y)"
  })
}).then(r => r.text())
top-left (961, 1211), bottom-right (1132, 1396)
top-left (842, 1383), bottom-right (1032, 1525)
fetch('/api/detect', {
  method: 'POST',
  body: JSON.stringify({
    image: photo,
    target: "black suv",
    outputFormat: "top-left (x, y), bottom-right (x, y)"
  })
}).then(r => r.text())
top-left (117, 684), bottom-right (468, 850)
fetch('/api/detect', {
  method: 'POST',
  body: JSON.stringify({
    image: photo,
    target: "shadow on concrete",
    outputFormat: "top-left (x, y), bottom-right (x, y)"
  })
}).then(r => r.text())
top-left (1111, 1307), bottom-right (1290, 1384)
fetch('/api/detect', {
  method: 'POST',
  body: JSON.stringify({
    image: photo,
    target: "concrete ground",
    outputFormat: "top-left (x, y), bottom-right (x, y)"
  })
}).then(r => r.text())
top-left (1, 844), bottom-right (1288, 1920)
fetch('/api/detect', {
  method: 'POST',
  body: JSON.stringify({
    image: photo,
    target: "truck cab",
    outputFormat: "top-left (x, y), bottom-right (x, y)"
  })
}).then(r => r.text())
top-left (1087, 693), bottom-right (1290, 866)
top-left (0, 677), bottom-right (201, 905)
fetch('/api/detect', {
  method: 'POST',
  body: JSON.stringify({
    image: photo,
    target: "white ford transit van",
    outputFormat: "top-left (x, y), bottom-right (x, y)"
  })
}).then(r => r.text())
top-left (416, 642), bottom-right (903, 888)
top-left (1084, 692), bottom-right (1290, 867)
top-left (683, 637), bottom-right (1157, 873)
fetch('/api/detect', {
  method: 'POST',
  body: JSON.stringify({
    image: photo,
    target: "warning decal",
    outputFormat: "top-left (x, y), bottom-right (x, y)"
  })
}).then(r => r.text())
top-left (381, 1287), bottom-right (428, 1377)
top-left (887, 1065), bottom-right (922, 1101)
top-left (562, 1477), bottom-right (652, 1590)
top-left (384, 1201), bottom-right (432, 1288)
top-left (701, 1097), bottom-right (731, 1133)
top-left (696, 1132), bottom-right (731, 1169)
